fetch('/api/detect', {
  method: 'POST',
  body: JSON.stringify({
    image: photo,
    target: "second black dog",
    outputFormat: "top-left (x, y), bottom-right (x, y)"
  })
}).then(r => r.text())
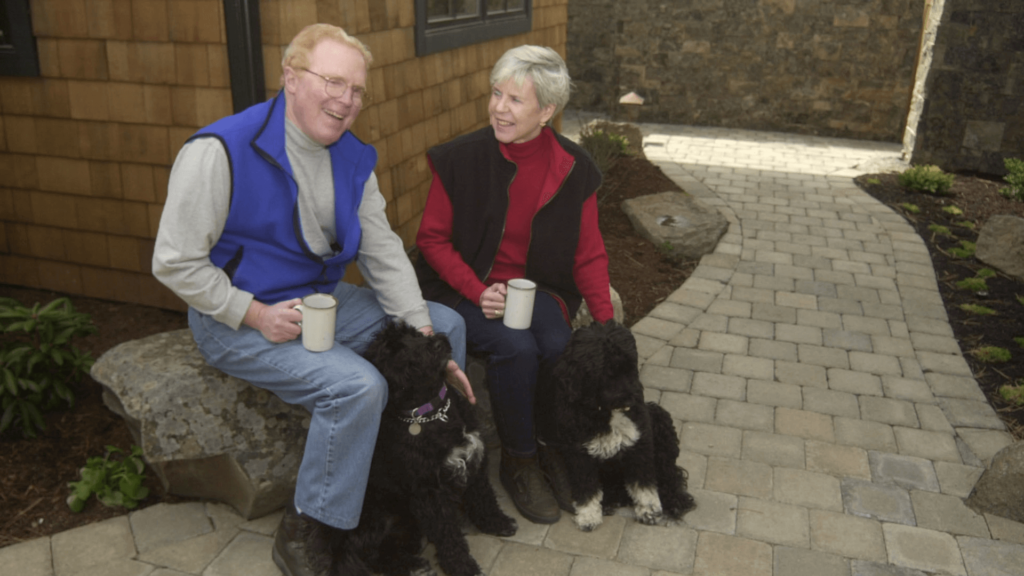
top-left (541, 320), bottom-right (696, 531)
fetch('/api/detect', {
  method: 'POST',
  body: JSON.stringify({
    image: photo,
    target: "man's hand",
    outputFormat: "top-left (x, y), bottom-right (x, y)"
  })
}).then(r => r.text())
top-left (478, 283), bottom-right (507, 320)
top-left (445, 360), bottom-right (475, 404)
top-left (243, 298), bottom-right (303, 343)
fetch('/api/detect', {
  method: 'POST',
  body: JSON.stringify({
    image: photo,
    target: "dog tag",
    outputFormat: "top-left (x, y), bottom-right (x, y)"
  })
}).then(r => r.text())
top-left (408, 423), bottom-right (422, 436)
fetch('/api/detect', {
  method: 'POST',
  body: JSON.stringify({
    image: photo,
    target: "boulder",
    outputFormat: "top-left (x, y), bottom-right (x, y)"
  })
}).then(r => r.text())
top-left (976, 215), bottom-right (1024, 281)
top-left (573, 285), bottom-right (625, 329)
top-left (91, 330), bottom-right (308, 519)
top-left (621, 191), bottom-right (729, 262)
top-left (965, 441), bottom-right (1024, 523)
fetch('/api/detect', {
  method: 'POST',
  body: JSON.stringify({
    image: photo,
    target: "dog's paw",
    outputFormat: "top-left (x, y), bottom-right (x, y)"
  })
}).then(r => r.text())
top-left (480, 514), bottom-right (517, 537)
top-left (635, 509), bottom-right (663, 525)
top-left (573, 496), bottom-right (604, 532)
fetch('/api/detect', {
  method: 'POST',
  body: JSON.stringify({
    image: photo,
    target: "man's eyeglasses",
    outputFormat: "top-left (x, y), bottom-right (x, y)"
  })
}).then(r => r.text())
top-left (302, 68), bottom-right (368, 103)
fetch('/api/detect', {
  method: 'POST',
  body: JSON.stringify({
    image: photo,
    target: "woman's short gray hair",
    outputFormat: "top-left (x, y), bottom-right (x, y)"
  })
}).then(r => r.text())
top-left (490, 45), bottom-right (572, 117)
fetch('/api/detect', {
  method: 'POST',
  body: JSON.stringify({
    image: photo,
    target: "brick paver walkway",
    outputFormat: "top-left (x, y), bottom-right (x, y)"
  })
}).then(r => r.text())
top-left (4, 122), bottom-right (1022, 576)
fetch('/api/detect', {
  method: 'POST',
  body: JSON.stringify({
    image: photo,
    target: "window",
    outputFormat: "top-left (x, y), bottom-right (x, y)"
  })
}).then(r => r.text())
top-left (416, 0), bottom-right (531, 57)
top-left (0, 0), bottom-right (39, 76)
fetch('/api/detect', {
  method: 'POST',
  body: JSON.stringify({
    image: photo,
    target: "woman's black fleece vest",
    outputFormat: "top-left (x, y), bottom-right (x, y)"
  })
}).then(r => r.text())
top-left (415, 126), bottom-right (602, 319)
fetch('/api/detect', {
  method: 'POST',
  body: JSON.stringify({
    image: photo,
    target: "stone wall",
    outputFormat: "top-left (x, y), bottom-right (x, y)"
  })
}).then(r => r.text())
top-left (909, 0), bottom-right (1023, 176)
top-left (567, 0), bottom-right (925, 142)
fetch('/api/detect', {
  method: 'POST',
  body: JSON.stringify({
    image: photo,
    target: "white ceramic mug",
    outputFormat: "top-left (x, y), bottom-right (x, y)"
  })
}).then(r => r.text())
top-left (503, 278), bottom-right (537, 330)
top-left (294, 293), bottom-right (337, 352)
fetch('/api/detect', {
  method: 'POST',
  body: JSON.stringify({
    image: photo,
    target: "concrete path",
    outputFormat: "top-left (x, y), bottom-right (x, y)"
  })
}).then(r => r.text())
top-left (4, 124), bottom-right (1023, 576)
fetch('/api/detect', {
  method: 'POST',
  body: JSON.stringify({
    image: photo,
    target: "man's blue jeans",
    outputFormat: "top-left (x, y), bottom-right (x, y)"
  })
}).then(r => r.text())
top-left (188, 281), bottom-right (466, 529)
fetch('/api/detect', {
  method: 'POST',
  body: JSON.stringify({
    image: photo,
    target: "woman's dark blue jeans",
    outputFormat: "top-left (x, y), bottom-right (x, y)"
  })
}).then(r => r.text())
top-left (455, 291), bottom-right (571, 458)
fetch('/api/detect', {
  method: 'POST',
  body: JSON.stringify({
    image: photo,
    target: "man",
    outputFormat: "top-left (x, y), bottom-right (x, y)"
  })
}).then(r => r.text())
top-left (153, 24), bottom-right (472, 576)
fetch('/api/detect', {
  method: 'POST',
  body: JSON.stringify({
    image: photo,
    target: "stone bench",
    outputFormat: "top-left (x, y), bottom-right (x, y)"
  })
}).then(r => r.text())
top-left (92, 289), bottom-right (624, 519)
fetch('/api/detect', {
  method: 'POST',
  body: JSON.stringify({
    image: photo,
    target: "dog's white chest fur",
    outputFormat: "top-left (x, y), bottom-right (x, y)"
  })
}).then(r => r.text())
top-left (445, 429), bottom-right (485, 481)
top-left (584, 409), bottom-right (640, 460)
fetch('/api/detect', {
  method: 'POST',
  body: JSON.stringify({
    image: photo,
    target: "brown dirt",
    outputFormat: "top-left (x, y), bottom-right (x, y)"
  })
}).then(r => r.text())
top-left (0, 153), bottom-right (691, 546)
top-left (853, 172), bottom-right (1024, 440)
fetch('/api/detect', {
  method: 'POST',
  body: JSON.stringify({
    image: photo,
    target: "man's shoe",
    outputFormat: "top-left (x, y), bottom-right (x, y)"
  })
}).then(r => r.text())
top-left (538, 442), bottom-right (574, 513)
top-left (500, 450), bottom-right (561, 524)
top-left (272, 503), bottom-right (322, 576)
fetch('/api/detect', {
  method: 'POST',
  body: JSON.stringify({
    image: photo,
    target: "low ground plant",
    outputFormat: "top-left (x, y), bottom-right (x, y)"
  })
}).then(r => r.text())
top-left (67, 445), bottom-right (149, 512)
top-left (1000, 157), bottom-right (1024, 202)
top-left (949, 240), bottom-right (976, 258)
top-left (898, 165), bottom-right (954, 195)
top-left (960, 303), bottom-right (997, 316)
top-left (579, 123), bottom-right (631, 176)
top-left (928, 224), bottom-right (952, 237)
top-left (972, 346), bottom-right (1011, 363)
top-left (1, 297), bottom-right (97, 438)
top-left (956, 277), bottom-right (988, 292)
top-left (999, 381), bottom-right (1024, 407)
top-left (899, 203), bottom-right (920, 214)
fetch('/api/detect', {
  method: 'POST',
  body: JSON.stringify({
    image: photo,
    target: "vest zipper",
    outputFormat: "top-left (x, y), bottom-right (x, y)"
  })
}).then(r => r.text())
top-left (482, 161), bottom-right (517, 282)
top-left (526, 159), bottom-right (575, 318)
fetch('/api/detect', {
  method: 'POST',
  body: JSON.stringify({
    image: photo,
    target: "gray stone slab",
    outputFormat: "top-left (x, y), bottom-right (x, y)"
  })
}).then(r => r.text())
top-left (544, 514), bottom-right (625, 559)
top-left (617, 522), bottom-right (699, 573)
top-left (869, 451), bottom-right (940, 492)
top-left (848, 351), bottom-right (904, 376)
top-left (924, 373), bottom-right (987, 401)
top-left (693, 532), bottom-right (773, 576)
top-left (916, 351), bottom-right (973, 377)
top-left (199, 531), bottom-right (280, 576)
top-left (692, 371), bottom-right (746, 400)
top-left (894, 426), bottom-right (962, 463)
top-left (806, 440), bottom-right (871, 479)
top-left (736, 497), bottom-right (810, 547)
top-left (909, 489), bottom-right (990, 537)
top-left (804, 388), bottom-right (861, 418)
top-left (680, 422), bottom-right (743, 458)
top-left (775, 407), bottom-right (835, 442)
top-left (939, 398), bottom-right (1006, 430)
top-left (661, 391), bottom-right (716, 423)
top-left (129, 502), bottom-right (213, 554)
top-left (882, 376), bottom-right (936, 404)
top-left (957, 428), bottom-right (1016, 467)
top-left (774, 467), bottom-right (843, 511)
top-left (823, 329), bottom-right (873, 352)
top-left (882, 524), bottom-right (966, 575)
top-left (683, 489), bottom-right (737, 534)
top-left (136, 526), bottom-right (242, 575)
top-left (632, 317), bottom-right (686, 341)
top-left (828, 368), bottom-right (883, 396)
top-left (640, 365), bottom-right (694, 393)
top-left (649, 302), bottom-right (704, 325)
top-left (568, 557), bottom-right (648, 576)
top-left (985, 514), bottom-right (1024, 546)
top-left (51, 516), bottom-right (136, 576)
top-left (705, 456), bottom-right (773, 499)
top-left (741, 430), bottom-right (805, 468)
top-left (835, 418), bottom-right (898, 453)
top-left (860, 397), bottom-right (919, 428)
top-left (776, 360), bottom-right (828, 388)
top-left (0, 537), bottom-right (52, 576)
top-left (934, 461), bottom-right (985, 498)
top-left (841, 478), bottom-right (915, 525)
top-left (671, 348), bottom-right (724, 373)
top-left (775, 546), bottom-right (852, 576)
top-left (746, 379), bottom-right (803, 409)
top-left (957, 536), bottom-right (1024, 576)
top-left (799, 344), bottom-right (850, 369)
top-left (490, 541), bottom-right (575, 576)
top-left (809, 510), bottom-right (887, 562)
top-left (850, 560), bottom-right (928, 576)
top-left (715, 399), bottom-right (774, 431)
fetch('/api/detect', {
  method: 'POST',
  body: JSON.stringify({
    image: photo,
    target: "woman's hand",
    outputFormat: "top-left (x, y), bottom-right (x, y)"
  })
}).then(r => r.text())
top-left (478, 283), bottom-right (507, 320)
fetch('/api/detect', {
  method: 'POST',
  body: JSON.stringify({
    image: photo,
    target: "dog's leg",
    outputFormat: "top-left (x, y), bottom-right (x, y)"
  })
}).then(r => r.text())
top-left (410, 492), bottom-right (483, 576)
top-left (463, 454), bottom-right (517, 537)
top-left (562, 449), bottom-right (606, 531)
top-left (648, 403), bottom-right (696, 522)
top-left (618, 417), bottom-right (665, 526)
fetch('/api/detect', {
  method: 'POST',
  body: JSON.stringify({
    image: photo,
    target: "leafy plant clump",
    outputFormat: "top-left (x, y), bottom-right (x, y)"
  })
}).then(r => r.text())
top-left (972, 346), bottom-right (1011, 363)
top-left (1000, 381), bottom-right (1024, 406)
top-left (941, 205), bottom-right (963, 216)
top-left (898, 164), bottom-right (955, 195)
top-left (928, 224), bottom-right (952, 237)
top-left (579, 123), bottom-right (631, 175)
top-left (960, 303), bottom-right (997, 316)
top-left (67, 445), bottom-right (150, 512)
top-left (956, 277), bottom-right (988, 292)
top-left (1, 297), bottom-right (97, 438)
top-left (949, 240), bottom-right (976, 259)
top-left (1015, 337), bottom-right (1024, 348)
top-left (955, 220), bottom-right (976, 230)
top-left (976, 268), bottom-right (996, 279)
top-left (1000, 157), bottom-right (1024, 202)
top-left (899, 203), bottom-right (920, 214)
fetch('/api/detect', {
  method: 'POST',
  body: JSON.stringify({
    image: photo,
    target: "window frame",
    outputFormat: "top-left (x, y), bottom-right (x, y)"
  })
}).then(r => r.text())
top-left (415, 0), bottom-right (532, 57)
top-left (0, 0), bottom-right (39, 76)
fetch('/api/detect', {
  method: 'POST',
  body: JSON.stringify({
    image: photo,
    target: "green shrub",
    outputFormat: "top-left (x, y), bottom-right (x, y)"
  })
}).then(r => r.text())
top-left (579, 124), bottom-right (631, 175)
top-left (955, 220), bottom-right (976, 230)
top-left (955, 277), bottom-right (988, 292)
top-left (927, 224), bottom-right (952, 237)
top-left (1014, 336), bottom-right (1024, 348)
top-left (976, 268), bottom-right (996, 279)
top-left (960, 303), bottom-right (997, 316)
top-left (1, 297), bottom-right (97, 438)
top-left (949, 240), bottom-right (976, 258)
top-left (899, 203), bottom-right (920, 214)
top-left (898, 165), bottom-right (954, 195)
top-left (67, 445), bottom-right (149, 512)
top-left (999, 157), bottom-right (1024, 202)
top-left (1000, 381), bottom-right (1024, 406)
top-left (941, 205), bottom-right (963, 216)
top-left (971, 346), bottom-right (1011, 363)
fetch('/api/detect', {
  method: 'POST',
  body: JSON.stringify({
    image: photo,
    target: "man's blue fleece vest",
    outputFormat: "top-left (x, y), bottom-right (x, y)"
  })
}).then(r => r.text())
top-left (190, 92), bottom-right (377, 304)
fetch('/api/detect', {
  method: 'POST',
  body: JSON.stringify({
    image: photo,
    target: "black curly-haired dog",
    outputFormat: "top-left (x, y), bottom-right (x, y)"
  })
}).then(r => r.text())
top-left (540, 320), bottom-right (696, 532)
top-left (307, 321), bottom-right (516, 576)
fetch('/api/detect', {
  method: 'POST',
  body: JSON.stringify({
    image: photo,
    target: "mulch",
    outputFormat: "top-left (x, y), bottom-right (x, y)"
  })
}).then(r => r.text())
top-left (853, 172), bottom-right (1024, 439)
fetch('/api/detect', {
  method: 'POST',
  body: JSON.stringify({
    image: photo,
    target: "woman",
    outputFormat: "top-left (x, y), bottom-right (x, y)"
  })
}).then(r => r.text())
top-left (416, 45), bottom-right (614, 524)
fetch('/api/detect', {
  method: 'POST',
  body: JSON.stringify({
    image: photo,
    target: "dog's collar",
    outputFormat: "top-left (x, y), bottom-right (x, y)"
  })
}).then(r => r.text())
top-left (396, 384), bottom-right (450, 424)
